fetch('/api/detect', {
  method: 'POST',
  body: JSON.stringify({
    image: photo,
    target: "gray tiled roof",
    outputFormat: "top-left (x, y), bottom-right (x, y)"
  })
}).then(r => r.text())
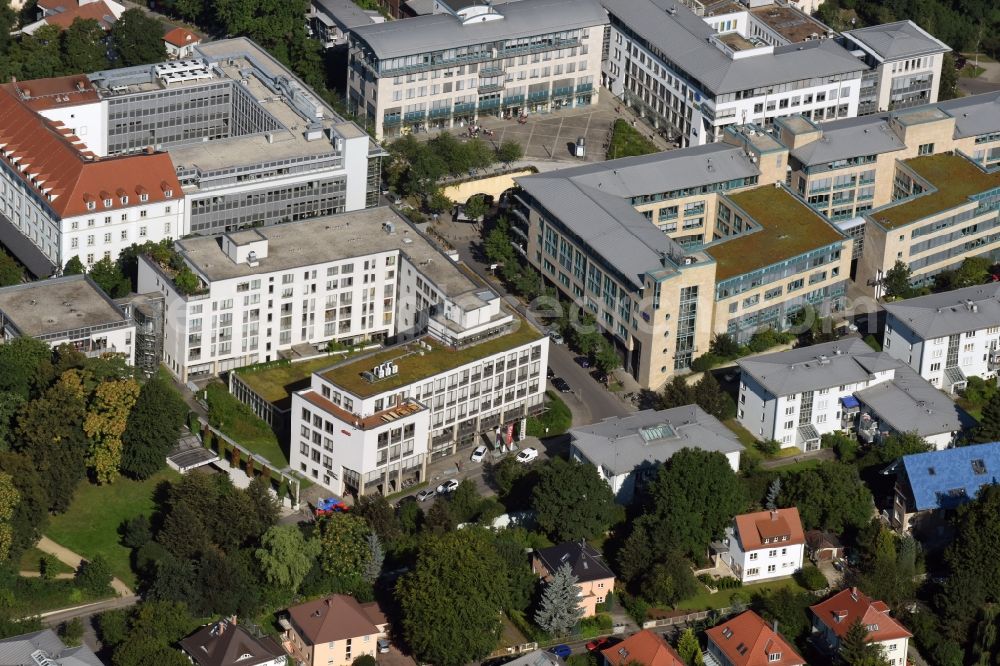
top-left (737, 337), bottom-right (902, 397)
top-left (937, 92), bottom-right (1000, 139)
top-left (789, 114), bottom-right (905, 166)
top-left (601, 0), bottom-right (863, 95)
top-left (883, 283), bottom-right (1000, 339)
top-left (854, 364), bottom-right (973, 437)
top-left (351, 0), bottom-right (608, 60)
top-left (843, 20), bottom-right (950, 60)
top-left (0, 629), bottom-right (104, 666)
top-left (570, 405), bottom-right (743, 476)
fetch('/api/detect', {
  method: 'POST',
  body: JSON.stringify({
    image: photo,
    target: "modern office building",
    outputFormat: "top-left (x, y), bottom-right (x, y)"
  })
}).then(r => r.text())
top-left (841, 21), bottom-right (951, 115)
top-left (347, 0), bottom-right (607, 139)
top-left (737, 338), bottom-right (972, 450)
top-left (569, 406), bottom-right (743, 503)
top-left (882, 284), bottom-right (1000, 392)
top-left (0, 38), bottom-right (383, 274)
top-left (0, 275), bottom-right (135, 363)
top-left (514, 138), bottom-right (851, 389)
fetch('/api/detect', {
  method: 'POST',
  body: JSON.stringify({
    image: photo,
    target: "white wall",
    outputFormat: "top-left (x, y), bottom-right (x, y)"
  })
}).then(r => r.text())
top-left (38, 100), bottom-right (109, 157)
top-left (884, 314), bottom-right (1000, 389)
top-left (726, 528), bottom-right (804, 583)
top-left (61, 199), bottom-right (184, 270)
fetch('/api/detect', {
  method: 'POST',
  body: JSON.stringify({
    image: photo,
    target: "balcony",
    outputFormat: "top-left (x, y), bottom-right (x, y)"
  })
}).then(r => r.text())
top-left (503, 94), bottom-right (525, 106)
top-left (429, 107), bottom-right (452, 119)
top-left (383, 113), bottom-right (401, 126)
top-left (403, 110), bottom-right (426, 123)
top-left (576, 82), bottom-right (593, 93)
top-left (479, 83), bottom-right (504, 94)
top-left (528, 90), bottom-right (550, 102)
top-left (480, 66), bottom-right (505, 77)
top-left (479, 98), bottom-right (501, 110)
top-left (454, 102), bottom-right (476, 115)
top-left (552, 86), bottom-right (573, 98)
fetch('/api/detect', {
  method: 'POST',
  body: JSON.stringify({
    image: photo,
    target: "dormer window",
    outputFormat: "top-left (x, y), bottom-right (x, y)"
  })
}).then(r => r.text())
top-left (164, 188), bottom-right (173, 197)
top-left (103, 198), bottom-right (112, 207)
top-left (86, 201), bottom-right (96, 210)
top-left (768, 652), bottom-right (781, 662)
top-left (120, 195), bottom-right (128, 205)
top-left (140, 193), bottom-right (149, 202)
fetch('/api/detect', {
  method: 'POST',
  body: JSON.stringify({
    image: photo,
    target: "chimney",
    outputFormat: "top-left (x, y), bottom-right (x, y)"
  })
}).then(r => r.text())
top-left (772, 620), bottom-right (778, 633)
top-left (850, 587), bottom-right (859, 601)
top-left (771, 509), bottom-right (778, 521)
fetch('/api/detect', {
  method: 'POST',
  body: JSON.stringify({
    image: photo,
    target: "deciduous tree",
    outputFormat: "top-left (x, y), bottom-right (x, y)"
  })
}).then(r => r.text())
top-left (317, 512), bottom-right (371, 593)
top-left (255, 525), bottom-right (320, 592)
top-left (84, 378), bottom-right (140, 483)
top-left (531, 457), bottom-right (620, 542)
top-left (62, 18), bottom-right (108, 72)
top-left (121, 378), bottom-right (187, 479)
top-left (0, 472), bottom-right (19, 562)
top-left (63, 256), bottom-right (85, 276)
top-left (0, 249), bottom-right (22, 287)
top-left (781, 461), bottom-right (874, 533)
top-left (88, 257), bottom-right (130, 298)
top-left (109, 9), bottom-right (166, 66)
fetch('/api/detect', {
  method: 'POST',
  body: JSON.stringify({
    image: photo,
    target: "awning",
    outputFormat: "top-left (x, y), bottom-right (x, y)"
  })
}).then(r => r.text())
top-left (0, 212), bottom-right (55, 277)
top-left (840, 395), bottom-right (860, 409)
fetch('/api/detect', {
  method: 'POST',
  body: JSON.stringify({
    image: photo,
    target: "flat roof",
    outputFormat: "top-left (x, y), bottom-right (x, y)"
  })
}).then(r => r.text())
top-left (843, 20), bottom-right (950, 61)
top-left (0, 275), bottom-right (129, 338)
top-left (176, 208), bottom-right (478, 299)
top-left (320, 320), bottom-right (542, 397)
top-left (707, 185), bottom-right (846, 280)
top-left (601, 0), bottom-right (863, 95)
top-left (570, 405), bottom-right (743, 476)
top-left (236, 352), bottom-right (366, 404)
top-left (855, 364), bottom-right (973, 437)
top-left (352, 0), bottom-right (608, 60)
top-left (871, 154), bottom-right (1000, 229)
top-left (749, 4), bottom-right (830, 43)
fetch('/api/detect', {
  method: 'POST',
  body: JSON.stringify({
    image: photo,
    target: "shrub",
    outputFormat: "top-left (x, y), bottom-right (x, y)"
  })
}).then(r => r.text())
top-left (715, 576), bottom-right (742, 590)
top-left (619, 591), bottom-right (650, 624)
top-left (74, 556), bottom-right (113, 595)
top-left (863, 334), bottom-right (881, 351)
top-left (690, 353), bottom-right (725, 372)
top-left (795, 564), bottom-right (828, 591)
top-left (755, 439), bottom-right (781, 456)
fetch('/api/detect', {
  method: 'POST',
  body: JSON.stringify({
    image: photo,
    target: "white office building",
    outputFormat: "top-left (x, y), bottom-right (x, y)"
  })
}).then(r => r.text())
top-left (882, 284), bottom-right (1000, 393)
top-left (347, 0), bottom-right (607, 139)
top-left (569, 406), bottom-right (743, 503)
top-left (737, 337), bottom-right (972, 451)
top-left (721, 507), bottom-right (805, 584)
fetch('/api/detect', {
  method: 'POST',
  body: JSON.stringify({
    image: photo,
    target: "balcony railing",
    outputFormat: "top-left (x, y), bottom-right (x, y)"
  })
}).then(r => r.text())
top-left (479, 83), bottom-right (504, 94)
top-left (403, 110), bottom-right (426, 122)
top-left (478, 98), bottom-right (501, 109)
top-left (429, 107), bottom-right (452, 119)
top-left (503, 94), bottom-right (525, 106)
top-left (528, 90), bottom-right (550, 101)
top-left (552, 86), bottom-right (573, 98)
top-left (480, 66), bottom-right (505, 77)
top-left (454, 102), bottom-right (476, 114)
top-left (576, 82), bottom-right (593, 93)
top-left (382, 113), bottom-right (401, 126)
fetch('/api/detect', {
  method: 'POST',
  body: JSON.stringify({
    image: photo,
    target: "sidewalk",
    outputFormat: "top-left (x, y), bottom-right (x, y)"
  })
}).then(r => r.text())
top-left (36, 536), bottom-right (134, 597)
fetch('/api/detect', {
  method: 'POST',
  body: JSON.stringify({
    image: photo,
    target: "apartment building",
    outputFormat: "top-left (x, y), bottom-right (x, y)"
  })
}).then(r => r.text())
top-left (309, 0), bottom-right (383, 50)
top-left (601, 0), bottom-right (865, 146)
top-left (569, 406), bottom-right (743, 503)
top-left (0, 39), bottom-right (383, 274)
top-left (347, 0), bottom-right (607, 139)
top-left (721, 507), bottom-right (805, 584)
top-left (513, 139), bottom-right (851, 389)
top-left (811, 588), bottom-right (911, 666)
top-left (289, 311), bottom-right (546, 494)
top-left (841, 21), bottom-right (950, 115)
top-left (882, 284), bottom-right (1000, 392)
top-left (0, 275), bottom-right (135, 363)
top-left (737, 337), bottom-right (972, 450)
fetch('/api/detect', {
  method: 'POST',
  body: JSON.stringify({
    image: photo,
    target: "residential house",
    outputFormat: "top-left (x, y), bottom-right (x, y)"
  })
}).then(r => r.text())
top-left (569, 405), bottom-right (744, 503)
top-left (891, 441), bottom-right (1000, 535)
top-left (0, 275), bottom-right (136, 364)
top-left (532, 541), bottom-right (615, 618)
top-left (805, 530), bottom-right (845, 563)
top-left (281, 595), bottom-right (387, 666)
top-left (22, 0), bottom-right (125, 35)
top-left (163, 28), bottom-right (202, 59)
top-left (810, 587), bottom-right (912, 666)
top-left (179, 618), bottom-right (286, 666)
top-left (720, 508), bottom-right (805, 584)
top-left (601, 630), bottom-right (685, 666)
top-left (0, 628), bottom-right (104, 665)
top-left (737, 337), bottom-right (973, 451)
top-left (705, 610), bottom-right (805, 666)
top-left (882, 284), bottom-right (1000, 393)
top-left (502, 650), bottom-right (563, 666)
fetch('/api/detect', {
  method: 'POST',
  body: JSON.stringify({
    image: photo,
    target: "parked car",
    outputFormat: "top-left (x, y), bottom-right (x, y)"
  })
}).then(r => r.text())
top-left (586, 637), bottom-right (611, 652)
top-left (552, 377), bottom-right (571, 393)
top-left (436, 479), bottom-right (460, 494)
top-left (547, 366), bottom-right (555, 379)
top-left (548, 645), bottom-right (572, 659)
top-left (415, 488), bottom-right (436, 502)
top-left (575, 355), bottom-right (591, 368)
top-left (515, 447), bottom-right (539, 464)
top-left (548, 330), bottom-right (565, 345)
top-left (470, 445), bottom-right (488, 463)
top-left (396, 495), bottom-right (417, 508)
top-left (377, 639), bottom-right (391, 654)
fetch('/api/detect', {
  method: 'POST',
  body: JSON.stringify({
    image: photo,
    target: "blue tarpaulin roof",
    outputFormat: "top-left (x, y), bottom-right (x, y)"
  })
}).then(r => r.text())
top-left (840, 396), bottom-right (860, 408)
top-left (902, 442), bottom-right (1000, 511)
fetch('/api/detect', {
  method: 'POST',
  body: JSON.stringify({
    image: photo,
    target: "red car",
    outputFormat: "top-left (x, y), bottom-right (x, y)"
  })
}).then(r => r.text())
top-left (586, 638), bottom-right (611, 652)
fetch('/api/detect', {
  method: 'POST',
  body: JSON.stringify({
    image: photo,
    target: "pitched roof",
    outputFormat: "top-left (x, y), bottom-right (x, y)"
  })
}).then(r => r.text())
top-left (179, 620), bottom-right (286, 666)
top-left (788, 115), bottom-right (906, 166)
top-left (0, 85), bottom-right (182, 218)
top-left (0, 629), bottom-right (103, 666)
top-left (900, 441), bottom-right (1000, 512)
top-left (810, 588), bottom-right (912, 644)
top-left (601, 630), bottom-right (684, 666)
top-left (570, 405), bottom-right (743, 476)
top-left (883, 283), bottom-right (1000, 340)
top-left (286, 595), bottom-right (385, 645)
top-left (733, 508), bottom-right (805, 551)
top-left (706, 611), bottom-right (804, 666)
top-left (163, 27), bottom-right (200, 47)
top-left (843, 20), bottom-right (950, 60)
top-left (534, 541), bottom-right (615, 584)
top-left (805, 530), bottom-right (843, 551)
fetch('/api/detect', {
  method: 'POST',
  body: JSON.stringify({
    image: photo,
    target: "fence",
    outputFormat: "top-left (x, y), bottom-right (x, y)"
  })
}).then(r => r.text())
top-left (486, 642), bottom-right (539, 659)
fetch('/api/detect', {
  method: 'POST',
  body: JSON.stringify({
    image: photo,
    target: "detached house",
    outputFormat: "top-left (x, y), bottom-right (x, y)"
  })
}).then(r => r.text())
top-left (601, 630), bottom-right (685, 666)
top-left (179, 618), bottom-right (286, 666)
top-left (532, 541), bottom-right (615, 618)
top-left (705, 611), bottom-right (805, 666)
top-left (280, 595), bottom-right (387, 666)
top-left (720, 508), bottom-right (805, 584)
top-left (810, 588), bottom-right (911, 666)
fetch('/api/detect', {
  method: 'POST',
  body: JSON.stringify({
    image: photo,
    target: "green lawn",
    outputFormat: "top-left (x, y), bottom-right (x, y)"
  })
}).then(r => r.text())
top-left (205, 382), bottom-right (289, 469)
top-left (527, 391), bottom-right (572, 437)
top-left (770, 457), bottom-right (825, 474)
top-left (724, 419), bottom-right (758, 448)
top-left (236, 352), bottom-right (362, 404)
top-left (674, 576), bottom-right (808, 611)
top-left (47, 468), bottom-right (180, 588)
top-left (606, 119), bottom-right (659, 160)
top-left (18, 547), bottom-right (73, 575)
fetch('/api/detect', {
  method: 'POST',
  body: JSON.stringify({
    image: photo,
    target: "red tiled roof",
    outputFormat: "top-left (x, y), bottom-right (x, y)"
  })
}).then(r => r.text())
top-left (706, 611), bottom-right (805, 666)
top-left (810, 588), bottom-right (913, 643)
top-left (734, 508), bottom-right (805, 551)
top-left (300, 390), bottom-right (424, 430)
top-left (41, 0), bottom-right (120, 31)
top-left (5, 76), bottom-right (101, 112)
top-left (286, 595), bottom-right (385, 645)
top-left (164, 27), bottom-right (200, 47)
top-left (0, 85), bottom-right (182, 218)
top-left (601, 630), bottom-right (684, 666)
